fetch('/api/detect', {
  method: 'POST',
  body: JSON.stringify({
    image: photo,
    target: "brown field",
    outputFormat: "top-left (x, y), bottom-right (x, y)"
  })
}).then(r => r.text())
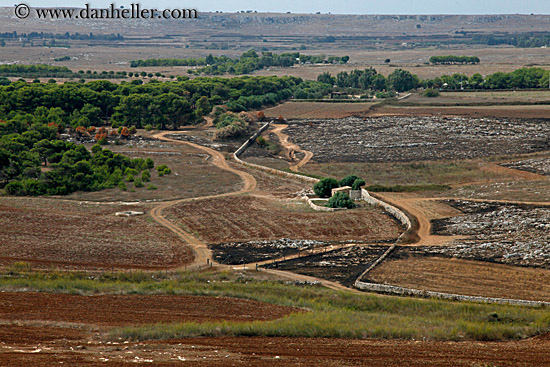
top-left (166, 195), bottom-right (402, 244)
top-left (0, 197), bottom-right (192, 270)
top-left (368, 257), bottom-right (550, 302)
top-left (371, 104), bottom-right (550, 119)
top-left (65, 136), bottom-right (241, 202)
top-left (264, 102), bottom-right (376, 119)
top-left (0, 292), bottom-right (297, 326)
top-left (3, 331), bottom-right (550, 366)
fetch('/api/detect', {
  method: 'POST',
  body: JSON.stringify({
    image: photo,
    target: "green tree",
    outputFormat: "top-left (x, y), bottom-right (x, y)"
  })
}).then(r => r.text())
top-left (387, 69), bottom-right (417, 92)
top-left (328, 192), bottom-right (355, 209)
top-left (313, 178), bottom-right (339, 198)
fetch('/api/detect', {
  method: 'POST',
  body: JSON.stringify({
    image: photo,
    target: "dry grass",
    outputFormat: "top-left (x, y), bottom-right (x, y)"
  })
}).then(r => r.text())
top-left (369, 257), bottom-right (550, 302)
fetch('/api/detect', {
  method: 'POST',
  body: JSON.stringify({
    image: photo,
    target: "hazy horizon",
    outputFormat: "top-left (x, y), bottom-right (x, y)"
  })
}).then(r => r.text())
top-left (1, 0), bottom-right (548, 15)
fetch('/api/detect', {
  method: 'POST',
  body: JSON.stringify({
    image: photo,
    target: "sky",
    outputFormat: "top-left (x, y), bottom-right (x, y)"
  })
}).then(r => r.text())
top-left (2, 0), bottom-right (549, 14)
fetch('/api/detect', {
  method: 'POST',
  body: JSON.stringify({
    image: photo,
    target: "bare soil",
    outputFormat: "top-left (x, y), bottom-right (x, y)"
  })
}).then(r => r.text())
top-left (264, 102), bottom-right (376, 119)
top-left (0, 197), bottom-right (192, 270)
top-left (0, 292), bottom-right (297, 326)
top-left (166, 195), bottom-right (402, 244)
top-left (369, 257), bottom-right (550, 302)
top-left (3, 332), bottom-right (550, 366)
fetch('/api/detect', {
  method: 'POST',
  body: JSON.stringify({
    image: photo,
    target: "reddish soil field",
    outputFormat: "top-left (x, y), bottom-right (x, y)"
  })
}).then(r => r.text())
top-left (3, 332), bottom-right (550, 366)
top-left (368, 257), bottom-right (550, 302)
top-left (371, 105), bottom-right (550, 119)
top-left (166, 195), bottom-right (402, 244)
top-left (0, 292), bottom-right (297, 326)
top-left (264, 102), bottom-right (375, 119)
top-left (0, 197), bottom-right (192, 270)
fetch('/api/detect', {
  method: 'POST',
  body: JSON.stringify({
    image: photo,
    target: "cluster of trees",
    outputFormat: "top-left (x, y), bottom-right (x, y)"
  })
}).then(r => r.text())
top-left (313, 175), bottom-right (365, 198)
top-left (429, 55), bottom-right (480, 65)
top-left (313, 175), bottom-right (365, 209)
top-left (0, 31), bottom-right (123, 41)
top-left (318, 68), bottom-right (418, 93)
top-left (0, 75), bottom-right (312, 131)
top-left (0, 118), bottom-right (158, 196)
top-left (0, 64), bottom-right (128, 79)
top-left (213, 110), bottom-right (254, 140)
top-left (131, 50), bottom-right (349, 76)
top-left (320, 66), bottom-right (550, 94)
top-left (423, 67), bottom-right (550, 90)
top-left (470, 32), bottom-right (550, 48)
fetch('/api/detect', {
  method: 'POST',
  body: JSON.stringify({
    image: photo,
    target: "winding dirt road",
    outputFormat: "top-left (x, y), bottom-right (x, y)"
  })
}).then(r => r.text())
top-left (271, 124), bottom-right (314, 172)
top-left (150, 125), bottom-right (256, 269)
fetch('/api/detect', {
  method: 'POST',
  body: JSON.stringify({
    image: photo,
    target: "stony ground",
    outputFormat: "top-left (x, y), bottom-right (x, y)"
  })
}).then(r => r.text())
top-left (502, 157), bottom-right (550, 176)
top-left (428, 200), bottom-right (550, 268)
top-left (285, 116), bottom-right (550, 163)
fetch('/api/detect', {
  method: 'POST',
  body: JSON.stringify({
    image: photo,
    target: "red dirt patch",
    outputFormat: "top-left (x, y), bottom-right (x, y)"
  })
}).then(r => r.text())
top-left (0, 292), bottom-right (298, 326)
top-left (166, 195), bottom-right (402, 244)
top-left (0, 197), bottom-right (192, 270)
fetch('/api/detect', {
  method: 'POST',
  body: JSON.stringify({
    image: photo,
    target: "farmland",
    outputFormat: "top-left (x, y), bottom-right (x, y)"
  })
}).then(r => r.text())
top-left (2, 6), bottom-right (550, 366)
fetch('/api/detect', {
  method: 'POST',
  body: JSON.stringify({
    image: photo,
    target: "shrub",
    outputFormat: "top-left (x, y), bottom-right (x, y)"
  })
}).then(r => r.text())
top-left (256, 136), bottom-right (267, 147)
top-left (98, 137), bottom-right (108, 145)
top-left (118, 181), bottom-right (127, 191)
top-left (134, 178), bottom-right (144, 188)
top-left (141, 170), bottom-right (151, 182)
top-left (339, 175), bottom-right (361, 187)
top-left (5, 181), bottom-right (25, 195)
top-left (156, 164), bottom-right (169, 173)
top-left (328, 192), bottom-right (355, 209)
top-left (424, 88), bottom-right (440, 97)
top-left (126, 174), bottom-right (134, 182)
top-left (352, 178), bottom-right (366, 190)
top-left (144, 124), bottom-right (153, 131)
top-left (145, 158), bottom-right (154, 169)
top-left (128, 126), bottom-right (137, 134)
top-left (313, 178), bottom-right (339, 198)
top-left (163, 168), bottom-right (171, 175)
top-left (146, 184), bottom-right (157, 190)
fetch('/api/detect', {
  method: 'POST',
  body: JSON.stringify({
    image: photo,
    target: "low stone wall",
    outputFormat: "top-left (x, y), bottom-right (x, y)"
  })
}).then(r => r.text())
top-left (354, 280), bottom-right (550, 307)
top-left (303, 196), bottom-right (346, 212)
top-left (233, 123), bottom-right (319, 185)
top-left (361, 189), bottom-right (411, 231)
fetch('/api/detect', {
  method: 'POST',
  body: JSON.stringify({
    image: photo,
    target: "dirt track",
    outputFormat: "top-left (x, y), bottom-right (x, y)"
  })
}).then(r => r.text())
top-left (270, 123), bottom-right (314, 172)
top-left (150, 122), bottom-right (257, 268)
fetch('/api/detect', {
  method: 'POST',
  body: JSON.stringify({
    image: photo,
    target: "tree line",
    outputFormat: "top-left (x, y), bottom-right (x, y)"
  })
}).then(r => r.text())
top-left (429, 55), bottom-right (480, 65)
top-left (318, 67), bottom-right (550, 93)
top-left (130, 50), bottom-right (349, 75)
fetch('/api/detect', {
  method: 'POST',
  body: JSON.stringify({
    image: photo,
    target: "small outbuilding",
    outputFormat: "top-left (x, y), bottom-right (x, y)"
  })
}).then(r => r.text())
top-left (331, 186), bottom-right (352, 197)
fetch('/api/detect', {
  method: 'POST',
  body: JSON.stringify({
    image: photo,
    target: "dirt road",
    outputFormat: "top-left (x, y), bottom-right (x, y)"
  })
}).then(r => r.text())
top-left (150, 124), bottom-right (256, 268)
top-left (270, 124), bottom-right (314, 172)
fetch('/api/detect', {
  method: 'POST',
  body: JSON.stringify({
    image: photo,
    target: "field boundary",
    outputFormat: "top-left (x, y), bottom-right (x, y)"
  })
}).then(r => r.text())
top-left (354, 280), bottom-right (550, 307)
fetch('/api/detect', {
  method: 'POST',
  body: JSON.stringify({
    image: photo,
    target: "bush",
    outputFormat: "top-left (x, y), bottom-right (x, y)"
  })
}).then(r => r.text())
top-left (328, 192), bottom-right (355, 209)
top-left (424, 88), bottom-right (440, 97)
top-left (146, 184), bottom-right (157, 190)
top-left (128, 126), bottom-right (137, 134)
top-left (352, 178), bottom-right (366, 190)
top-left (313, 178), bottom-right (339, 198)
top-left (163, 168), bottom-right (171, 175)
top-left (145, 158), bottom-right (154, 169)
top-left (256, 136), bottom-right (267, 147)
top-left (144, 124), bottom-right (153, 131)
top-left (98, 137), bottom-right (108, 145)
top-left (141, 170), bottom-right (151, 182)
top-left (5, 181), bottom-right (25, 195)
top-left (134, 178), bottom-right (144, 188)
top-left (339, 175), bottom-right (361, 187)
top-left (118, 181), bottom-right (127, 191)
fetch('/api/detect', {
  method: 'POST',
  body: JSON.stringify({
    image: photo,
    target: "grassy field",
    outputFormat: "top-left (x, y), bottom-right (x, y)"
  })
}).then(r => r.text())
top-left (301, 160), bottom-right (513, 187)
top-left (1, 268), bottom-right (549, 342)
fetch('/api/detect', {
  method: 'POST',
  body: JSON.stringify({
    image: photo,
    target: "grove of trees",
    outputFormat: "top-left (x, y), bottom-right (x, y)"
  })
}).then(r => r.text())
top-left (131, 50), bottom-right (350, 75)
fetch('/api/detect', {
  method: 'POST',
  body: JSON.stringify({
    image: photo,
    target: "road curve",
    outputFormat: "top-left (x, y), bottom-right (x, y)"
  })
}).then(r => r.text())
top-left (149, 124), bottom-right (256, 269)
top-left (271, 124), bottom-right (314, 172)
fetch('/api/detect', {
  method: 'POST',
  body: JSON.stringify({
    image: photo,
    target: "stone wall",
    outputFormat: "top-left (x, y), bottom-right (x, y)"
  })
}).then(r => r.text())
top-left (354, 280), bottom-right (550, 307)
top-left (360, 189), bottom-right (411, 231)
top-left (303, 196), bottom-right (346, 212)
